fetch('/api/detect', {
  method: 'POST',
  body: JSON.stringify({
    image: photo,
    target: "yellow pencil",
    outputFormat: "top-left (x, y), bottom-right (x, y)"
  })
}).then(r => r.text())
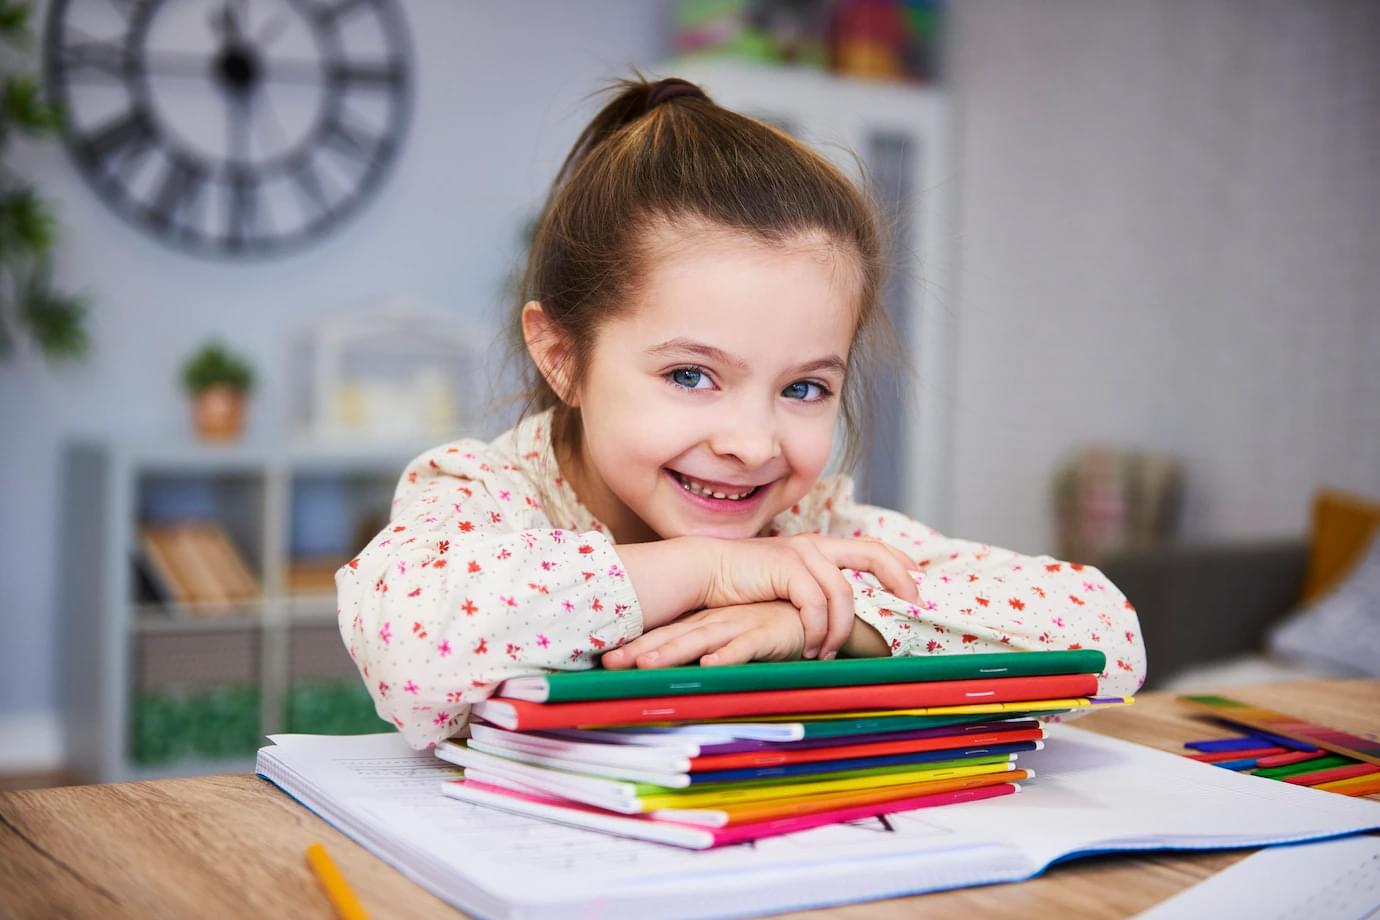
top-left (306, 842), bottom-right (370, 920)
top-left (1315, 773), bottom-right (1380, 797)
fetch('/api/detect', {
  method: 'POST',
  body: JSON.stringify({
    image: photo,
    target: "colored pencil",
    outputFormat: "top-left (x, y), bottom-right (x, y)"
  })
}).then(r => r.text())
top-left (1280, 763), bottom-right (1380, 787)
top-left (1314, 773), bottom-right (1380, 796)
top-left (305, 843), bottom-right (369, 920)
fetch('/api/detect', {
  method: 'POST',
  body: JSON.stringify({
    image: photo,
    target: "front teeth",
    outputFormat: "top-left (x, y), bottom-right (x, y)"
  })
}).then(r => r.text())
top-left (675, 473), bottom-right (757, 501)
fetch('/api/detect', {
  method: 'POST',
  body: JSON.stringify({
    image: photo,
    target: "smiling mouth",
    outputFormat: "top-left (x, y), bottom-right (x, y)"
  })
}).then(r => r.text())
top-left (668, 470), bottom-right (764, 502)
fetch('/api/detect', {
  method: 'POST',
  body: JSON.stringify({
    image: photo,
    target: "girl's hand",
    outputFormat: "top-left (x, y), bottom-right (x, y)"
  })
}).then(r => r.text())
top-left (602, 603), bottom-right (805, 669)
top-left (695, 534), bottom-right (918, 661)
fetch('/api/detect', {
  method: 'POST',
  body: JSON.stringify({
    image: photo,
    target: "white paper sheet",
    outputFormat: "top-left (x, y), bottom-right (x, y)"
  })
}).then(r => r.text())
top-left (1130, 834), bottom-right (1380, 919)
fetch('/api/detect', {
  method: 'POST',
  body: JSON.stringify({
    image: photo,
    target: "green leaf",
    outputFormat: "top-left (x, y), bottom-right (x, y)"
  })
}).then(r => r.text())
top-left (20, 278), bottom-right (88, 362)
top-left (1, 77), bottom-right (59, 135)
top-left (181, 341), bottom-right (255, 394)
top-left (0, 1), bottom-right (32, 44)
top-left (0, 188), bottom-right (57, 254)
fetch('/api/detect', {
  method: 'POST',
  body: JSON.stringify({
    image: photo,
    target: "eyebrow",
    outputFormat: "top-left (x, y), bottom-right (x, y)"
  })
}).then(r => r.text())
top-left (647, 338), bottom-right (847, 378)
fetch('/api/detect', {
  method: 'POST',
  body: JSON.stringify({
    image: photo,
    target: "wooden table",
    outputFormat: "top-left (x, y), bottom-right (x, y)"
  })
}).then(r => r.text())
top-left (3, 679), bottom-right (1378, 919)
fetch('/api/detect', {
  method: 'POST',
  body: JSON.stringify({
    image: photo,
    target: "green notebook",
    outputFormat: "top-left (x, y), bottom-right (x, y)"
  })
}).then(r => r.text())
top-left (497, 649), bottom-right (1106, 703)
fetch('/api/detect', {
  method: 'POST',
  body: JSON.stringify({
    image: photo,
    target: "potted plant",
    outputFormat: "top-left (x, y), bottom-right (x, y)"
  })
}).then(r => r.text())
top-left (181, 341), bottom-right (255, 442)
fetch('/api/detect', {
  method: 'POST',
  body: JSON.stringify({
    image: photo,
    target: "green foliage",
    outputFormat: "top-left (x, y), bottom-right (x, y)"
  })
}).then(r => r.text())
top-left (0, 0), bottom-right (89, 364)
top-left (181, 340), bottom-right (256, 394)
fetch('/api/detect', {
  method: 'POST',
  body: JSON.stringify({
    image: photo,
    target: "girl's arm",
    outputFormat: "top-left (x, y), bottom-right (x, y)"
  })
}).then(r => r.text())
top-left (787, 477), bottom-right (1149, 699)
top-left (338, 451), bottom-right (646, 749)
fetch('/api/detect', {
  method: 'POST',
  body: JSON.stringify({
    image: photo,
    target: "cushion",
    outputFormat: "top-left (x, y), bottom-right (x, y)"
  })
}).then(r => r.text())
top-left (1299, 489), bottom-right (1380, 603)
top-left (1268, 530), bottom-right (1380, 677)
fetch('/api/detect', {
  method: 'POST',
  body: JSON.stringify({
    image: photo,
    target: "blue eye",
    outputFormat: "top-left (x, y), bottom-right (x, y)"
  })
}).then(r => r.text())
top-left (783, 381), bottom-right (830, 401)
top-left (669, 367), bottom-right (711, 389)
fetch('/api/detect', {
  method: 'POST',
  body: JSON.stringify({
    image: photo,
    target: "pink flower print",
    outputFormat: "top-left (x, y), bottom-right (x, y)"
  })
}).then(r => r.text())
top-left (437, 540), bottom-right (450, 554)
top-left (506, 643), bottom-right (522, 659)
top-left (433, 712), bottom-right (451, 726)
top-left (926, 639), bottom-right (942, 652)
top-left (550, 530), bottom-right (566, 543)
top-left (588, 634), bottom-right (607, 650)
top-left (403, 680), bottom-right (419, 694)
top-left (961, 633), bottom-right (980, 644)
top-left (498, 490), bottom-right (511, 501)
top-left (411, 621), bottom-right (428, 639)
top-left (423, 515), bottom-right (438, 524)
top-left (608, 564), bottom-right (624, 578)
top-left (407, 587), bottom-right (422, 598)
top-left (891, 638), bottom-right (903, 651)
top-left (1068, 594), bottom-right (1085, 606)
top-left (489, 511), bottom-right (503, 524)
top-left (592, 597), bottom-right (603, 612)
top-left (378, 622), bottom-right (392, 644)
top-left (496, 547), bottom-right (512, 560)
top-left (1083, 581), bottom-right (1101, 593)
top-left (374, 576), bottom-right (388, 593)
top-left (561, 599), bottom-right (575, 613)
top-left (940, 575), bottom-right (951, 584)
top-left (447, 691), bottom-right (464, 703)
top-left (851, 528), bottom-right (864, 537)
top-left (377, 680), bottom-right (390, 697)
top-left (528, 582), bottom-right (549, 594)
top-left (1052, 615), bottom-right (1066, 628)
top-left (461, 598), bottom-right (478, 615)
top-left (923, 600), bottom-right (938, 612)
top-left (499, 595), bottom-right (517, 608)
top-left (474, 638), bottom-right (488, 654)
top-left (520, 531), bottom-right (537, 549)
top-left (1012, 563), bottom-right (1023, 572)
top-left (1032, 586), bottom-right (1047, 599)
top-left (959, 607), bottom-right (973, 616)
top-left (396, 560), bottom-right (407, 576)
top-left (569, 648), bottom-right (586, 662)
top-left (905, 605), bottom-right (921, 617)
top-left (1125, 630), bottom-right (1137, 644)
top-left (999, 634), bottom-right (1012, 645)
top-left (536, 634), bottom-right (550, 648)
top-left (1038, 632), bottom-right (1052, 644)
top-left (540, 560), bottom-right (556, 571)
top-left (614, 603), bottom-right (629, 617)
top-left (437, 640), bottom-right (452, 657)
top-left (1066, 642), bottom-right (1083, 650)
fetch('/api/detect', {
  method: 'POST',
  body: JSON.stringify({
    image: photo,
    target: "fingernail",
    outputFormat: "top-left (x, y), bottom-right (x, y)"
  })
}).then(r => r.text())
top-left (822, 651), bottom-right (836, 660)
top-left (806, 648), bottom-right (818, 659)
top-left (641, 651), bottom-right (659, 663)
top-left (702, 655), bottom-right (717, 665)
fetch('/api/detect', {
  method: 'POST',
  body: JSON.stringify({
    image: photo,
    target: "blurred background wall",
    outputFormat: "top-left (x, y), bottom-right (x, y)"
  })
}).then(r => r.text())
top-left (1, 0), bottom-right (1377, 777)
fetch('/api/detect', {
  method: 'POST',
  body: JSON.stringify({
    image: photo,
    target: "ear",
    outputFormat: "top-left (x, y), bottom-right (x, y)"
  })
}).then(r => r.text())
top-left (521, 301), bottom-right (579, 407)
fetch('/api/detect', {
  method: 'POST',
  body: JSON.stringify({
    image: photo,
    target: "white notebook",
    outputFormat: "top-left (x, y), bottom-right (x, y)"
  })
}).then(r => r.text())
top-left (256, 726), bottom-right (1380, 920)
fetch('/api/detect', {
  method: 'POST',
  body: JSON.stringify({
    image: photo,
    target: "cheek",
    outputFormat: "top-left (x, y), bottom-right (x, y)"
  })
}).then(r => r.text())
top-left (784, 413), bottom-right (838, 481)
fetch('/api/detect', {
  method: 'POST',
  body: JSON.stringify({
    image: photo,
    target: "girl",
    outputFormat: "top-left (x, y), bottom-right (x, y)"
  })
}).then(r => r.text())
top-left (338, 77), bottom-right (1147, 750)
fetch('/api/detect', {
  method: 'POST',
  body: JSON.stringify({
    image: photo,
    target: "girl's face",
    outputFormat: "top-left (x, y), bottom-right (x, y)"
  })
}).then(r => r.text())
top-left (563, 226), bottom-right (858, 543)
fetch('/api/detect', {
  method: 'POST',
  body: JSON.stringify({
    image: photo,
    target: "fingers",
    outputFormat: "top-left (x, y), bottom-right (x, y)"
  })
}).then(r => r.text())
top-left (777, 563), bottom-right (829, 660)
top-left (702, 630), bottom-right (769, 666)
top-left (631, 620), bottom-right (745, 669)
top-left (790, 540), bottom-right (856, 661)
top-left (603, 621), bottom-right (697, 669)
top-left (809, 536), bottom-right (920, 604)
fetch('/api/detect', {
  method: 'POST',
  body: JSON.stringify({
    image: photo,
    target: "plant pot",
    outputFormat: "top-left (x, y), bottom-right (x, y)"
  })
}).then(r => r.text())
top-left (192, 385), bottom-right (247, 442)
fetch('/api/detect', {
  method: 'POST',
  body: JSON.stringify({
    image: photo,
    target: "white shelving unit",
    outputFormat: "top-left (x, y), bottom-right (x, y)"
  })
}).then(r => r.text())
top-left (663, 59), bottom-right (955, 526)
top-left (60, 438), bottom-right (427, 782)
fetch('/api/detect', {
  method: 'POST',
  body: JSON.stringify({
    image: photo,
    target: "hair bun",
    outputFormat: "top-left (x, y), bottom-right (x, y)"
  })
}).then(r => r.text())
top-left (644, 78), bottom-right (708, 113)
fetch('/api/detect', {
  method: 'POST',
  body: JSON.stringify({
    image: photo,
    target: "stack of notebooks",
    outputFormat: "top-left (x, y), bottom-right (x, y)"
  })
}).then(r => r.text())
top-left (438, 649), bottom-right (1129, 849)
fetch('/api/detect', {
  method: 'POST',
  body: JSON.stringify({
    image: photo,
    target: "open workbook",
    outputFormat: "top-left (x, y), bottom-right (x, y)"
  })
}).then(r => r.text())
top-left (256, 726), bottom-right (1380, 920)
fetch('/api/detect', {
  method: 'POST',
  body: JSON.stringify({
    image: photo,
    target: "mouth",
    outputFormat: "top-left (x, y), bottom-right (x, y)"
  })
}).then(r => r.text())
top-left (666, 469), bottom-right (772, 511)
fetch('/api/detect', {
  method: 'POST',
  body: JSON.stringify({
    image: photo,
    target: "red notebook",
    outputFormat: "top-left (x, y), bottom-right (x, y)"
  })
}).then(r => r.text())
top-left (472, 673), bottom-right (1098, 731)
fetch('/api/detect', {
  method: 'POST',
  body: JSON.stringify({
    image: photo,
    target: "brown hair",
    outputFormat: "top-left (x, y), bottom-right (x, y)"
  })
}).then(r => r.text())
top-left (510, 75), bottom-right (898, 471)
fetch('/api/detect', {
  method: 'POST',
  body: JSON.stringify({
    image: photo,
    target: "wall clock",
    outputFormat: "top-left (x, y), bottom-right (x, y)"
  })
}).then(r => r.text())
top-left (44, 0), bottom-right (412, 258)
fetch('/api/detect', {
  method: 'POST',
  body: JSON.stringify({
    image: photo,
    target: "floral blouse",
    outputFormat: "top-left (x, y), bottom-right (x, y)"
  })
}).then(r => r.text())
top-left (337, 409), bottom-right (1148, 749)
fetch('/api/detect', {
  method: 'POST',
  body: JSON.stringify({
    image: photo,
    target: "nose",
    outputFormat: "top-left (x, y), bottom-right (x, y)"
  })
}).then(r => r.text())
top-left (706, 399), bottom-right (782, 470)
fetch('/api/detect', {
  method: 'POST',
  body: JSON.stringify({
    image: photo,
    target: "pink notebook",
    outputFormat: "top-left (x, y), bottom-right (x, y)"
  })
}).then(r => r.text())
top-left (444, 777), bottom-right (1020, 849)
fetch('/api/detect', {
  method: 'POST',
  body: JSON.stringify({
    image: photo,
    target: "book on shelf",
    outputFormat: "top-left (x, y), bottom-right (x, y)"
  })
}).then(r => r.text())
top-left (139, 522), bottom-right (259, 615)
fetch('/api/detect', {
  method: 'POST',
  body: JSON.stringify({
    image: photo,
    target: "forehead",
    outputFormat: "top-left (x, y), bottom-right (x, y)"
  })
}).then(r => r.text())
top-left (614, 222), bottom-right (861, 362)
